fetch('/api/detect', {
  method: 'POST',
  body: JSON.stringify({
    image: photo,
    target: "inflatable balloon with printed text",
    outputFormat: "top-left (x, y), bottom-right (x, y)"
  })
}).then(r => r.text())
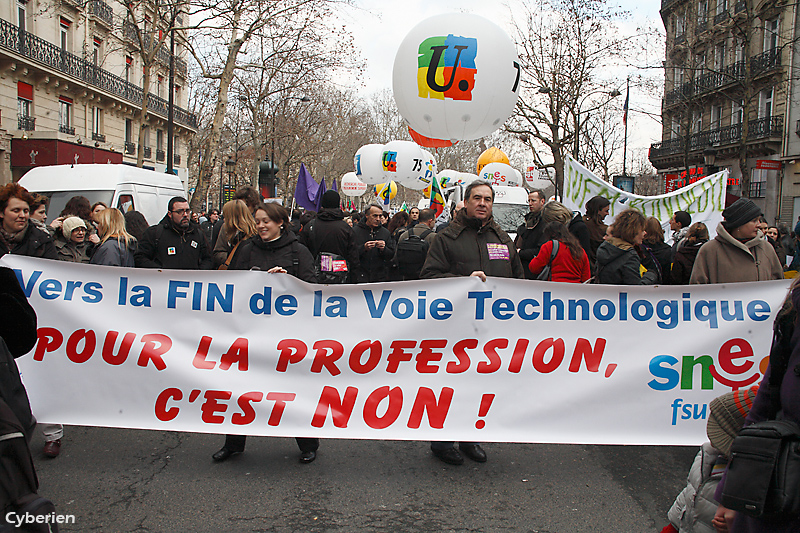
top-left (375, 180), bottom-right (398, 201)
top-left (480, 162), bottom-right (522, 187)
top-left (381, 140), bottom-right (426, 187)
top-left (404, 148), bottom-right (438, 191)
top-left (340, 172), bottom-right (368, 197)
top-left (392, 13), bottom-right (521, 141)
top-left (476, 146), bottom-right (510, 174)
top-left (354, 144), bottom-right (387, 185)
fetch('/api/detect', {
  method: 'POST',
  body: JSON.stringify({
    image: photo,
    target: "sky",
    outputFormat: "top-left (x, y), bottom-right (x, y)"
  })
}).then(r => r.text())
top-left (343, 0), bottom-right (666, 170)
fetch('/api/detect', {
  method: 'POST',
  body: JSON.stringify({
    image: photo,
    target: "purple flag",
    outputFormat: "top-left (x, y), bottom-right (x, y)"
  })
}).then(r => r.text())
top-left (313, 177), bottom-right (328, 210)
top-left (294, 164), bottom-right (320, 211)
top-left (331, 178), bottom-right (338, 193)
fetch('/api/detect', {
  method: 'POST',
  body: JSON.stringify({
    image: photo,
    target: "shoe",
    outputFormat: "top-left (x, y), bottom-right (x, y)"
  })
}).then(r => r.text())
top-left (212, 447), bottom-right (239, 462)
top-left (459, 444), bottom-right (487, 463)
top-left (43, 439), bottom-right (61, 458)
top-left (432, 447), bottom-right (464, 465)
top-left (300, 451), bottom-right (316, 464)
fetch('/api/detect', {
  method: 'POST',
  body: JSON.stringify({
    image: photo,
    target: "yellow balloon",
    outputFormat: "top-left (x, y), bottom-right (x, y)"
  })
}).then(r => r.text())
top-left (476, 147), bottom-right (510, 174)
top-left (376, 180), bottom-right (398, 200)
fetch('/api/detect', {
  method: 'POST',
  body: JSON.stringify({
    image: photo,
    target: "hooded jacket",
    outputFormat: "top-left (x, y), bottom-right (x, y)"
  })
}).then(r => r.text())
top-left (689, 223), bottom-right (783, 284)
top-left (135, 214), bottom-right (212, 270)
top-left (0, 221), bottom-right (57, 260)
top-left (231, 230), bottom-right (316, 283)
top-left (421, 210), bottom-right (524, 279)
top-left (595, 237), bottom-right (658, 285)
top-left (670, 240), bottom-right (706, 285)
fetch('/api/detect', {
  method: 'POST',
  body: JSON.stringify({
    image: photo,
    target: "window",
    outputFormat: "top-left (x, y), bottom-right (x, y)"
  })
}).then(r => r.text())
top-left (125, 56), bottom-right (133, 83)
top-left (125, 119), bottom-right (133, 143)
top-left (92, 37), bottom-right (102, 65)
top-left (156, 129), bottom-right (164, 151)
top-left (696, 52), bottom-right (705, 74)
top-left (760, 88), bottom-right (773, 118)
top-left (675, 13), bottom-right (686, 38)
top-left (711, 104), bottom-right (723, 129)
top-left (675, 67), bottom-right (684, 88)
top-left (143, 126), bottom-right (150, 148)
top-left (17, 1), bottom-right (26, 32)
top-left (732, 100), bottom-right (743, 124)
top-left (59, 17), bottom-right (71, 52)
top-left (58, 96), bottom-right (72, 131)
top-left (715, 43), bottom-right (725, 69)
top-left (698, 0), bottom-right (708, 22)
top-left (734, 39), bottom-right (744, 63)
top-left (693, 110), bottom-right (702, 133)
top-left (765, 18), bottom-right (779, 51)
top-left (716, 0), bottom-right (727, 16)
top-left (671, 116), bottom-right (682, 139)
top-left (92, 107), bottom-right (102, 136)
top-left (157, 75), bottom-right (164, 99)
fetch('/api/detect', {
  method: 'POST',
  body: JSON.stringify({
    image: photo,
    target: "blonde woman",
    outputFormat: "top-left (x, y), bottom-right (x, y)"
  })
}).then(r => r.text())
top-left (90, 208), bottom-right (136, 267)
top-left (213, 199), bottom-right (258, 269)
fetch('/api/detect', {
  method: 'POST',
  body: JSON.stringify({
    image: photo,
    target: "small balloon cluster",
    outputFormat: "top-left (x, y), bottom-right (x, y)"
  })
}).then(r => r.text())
top-left (353, 140), bottom-right (438, 193)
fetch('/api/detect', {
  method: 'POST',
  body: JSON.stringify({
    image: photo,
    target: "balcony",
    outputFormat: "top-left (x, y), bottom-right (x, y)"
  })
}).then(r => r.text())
top-left (92, 132), bottom-right (106, 143)
top-left (122, 22), bottom-right (188, 77)
top-left (18, 115), bottom-right (35, 131)
top-left (751, 48), bottom-right (781, 76)
top-left (0, 18), bottom-right (196, 129)
top-left (124, 142), bottom-right (135, 155)
top-left (143, 146), bottom-right (152, 159)
top-left (649, 115), bottom-right (783, 161)
top-left (714, 10), bottom-right (730, 24)
top-left (174, 154), bottom-right (181, 165)
top-left (156, 149), bottom-right (165, 162)
top-left (675, 33), bottom-right (686, 45)
top-left (663, 57), bottom-right (753, 107)
top-left (59, 124), bottom-right (75, 135)
top-left (734, 0), bottom-right (745, 14)
top-left (87, 0), bottom-right (113, 27)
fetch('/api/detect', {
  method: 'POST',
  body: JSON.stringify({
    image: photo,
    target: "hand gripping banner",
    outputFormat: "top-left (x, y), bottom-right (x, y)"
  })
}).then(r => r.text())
top-left (2, 255), bottom-right (790, 445)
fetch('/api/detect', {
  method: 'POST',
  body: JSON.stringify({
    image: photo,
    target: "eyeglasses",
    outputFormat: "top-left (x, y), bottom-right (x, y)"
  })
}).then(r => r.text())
top-left (171, 209), bottom-right (191, 215)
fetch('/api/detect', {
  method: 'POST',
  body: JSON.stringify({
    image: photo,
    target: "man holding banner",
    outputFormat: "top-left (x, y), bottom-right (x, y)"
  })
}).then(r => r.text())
top-left (421, 180), bottom-right (523, 465)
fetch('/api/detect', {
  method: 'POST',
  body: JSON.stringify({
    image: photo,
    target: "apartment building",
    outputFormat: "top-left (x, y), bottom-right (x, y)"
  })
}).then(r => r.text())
top-left (0, 0), bottom-right (196, 185)
top-left (649, 0), bottom-right (800, 224)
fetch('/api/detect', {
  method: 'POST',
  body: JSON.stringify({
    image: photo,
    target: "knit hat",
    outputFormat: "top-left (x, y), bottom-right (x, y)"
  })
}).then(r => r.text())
top-left (706, 385), bottom-right (759, 457)
top-left (320, 190), bottom-right (341, 209)
top-left (61, 216), bottom-right (87, 237)
top-left (722, 198), bottom-right (762, 229)
top-left (541, 201), bottom-right (573, 225)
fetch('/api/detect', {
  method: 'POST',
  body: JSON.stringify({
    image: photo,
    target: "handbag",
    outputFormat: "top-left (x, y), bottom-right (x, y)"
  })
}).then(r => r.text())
top-left (720, 305), bottom-right (800, 519)
top-left (536, 240), bottom-right (559, 281)
top-left (217, 241), bottom-right (242, 271)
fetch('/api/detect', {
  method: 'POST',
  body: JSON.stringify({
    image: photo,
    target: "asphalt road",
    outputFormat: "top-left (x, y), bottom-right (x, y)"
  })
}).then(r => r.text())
top-left (29, 426), bottom-right (697, 532)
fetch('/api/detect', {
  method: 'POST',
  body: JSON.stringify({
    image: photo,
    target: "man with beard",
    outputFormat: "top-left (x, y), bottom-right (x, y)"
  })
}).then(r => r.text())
top-left (135, 197), bottom-right (212, 269)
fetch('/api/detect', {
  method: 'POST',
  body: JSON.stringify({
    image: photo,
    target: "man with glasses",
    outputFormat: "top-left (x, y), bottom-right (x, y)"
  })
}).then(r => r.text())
top-left (135, 197), bottom-right (212, 270)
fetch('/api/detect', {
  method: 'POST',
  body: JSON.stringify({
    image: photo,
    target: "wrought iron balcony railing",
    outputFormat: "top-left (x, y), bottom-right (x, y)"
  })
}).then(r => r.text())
top-left (0, 18), bottom-right (196, 129)
top-left (751, 48), bottom-right (781, 76)
top-left (649, 115), bottom-right (783, 160)
top-left (122, 22), bottom-right (187, 76)
top-left (59, 124), bottom-right (75, 135)
top-left (124, 142), bottom-right (135, 155)
top-left (143, 146), bottom-right (152, 159)
top-left (18, 115), bottom-right (35, 131)
top-left (174, 154), bottom-right (181, 165)
top-left (92, 132), bottom-right (106, 142)
top-left (714, 10), bottom-right (730, 24)
top-left (87, 0), bottom-right (113, 27)
top-left (156, 149), bottom-right (165, 162)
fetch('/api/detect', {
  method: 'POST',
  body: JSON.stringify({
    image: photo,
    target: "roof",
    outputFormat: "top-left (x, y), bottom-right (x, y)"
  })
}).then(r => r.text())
top-left (19, 164), bottom-right (185, 192)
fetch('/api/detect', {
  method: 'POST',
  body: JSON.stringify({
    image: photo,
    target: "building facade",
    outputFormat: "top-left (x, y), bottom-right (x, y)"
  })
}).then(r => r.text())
top-left (649, 0), bottom-right (800, 225)
top-left (0, 0), bottom-right (196, 186)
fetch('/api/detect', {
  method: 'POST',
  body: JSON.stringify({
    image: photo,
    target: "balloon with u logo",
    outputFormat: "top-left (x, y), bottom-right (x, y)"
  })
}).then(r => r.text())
top-left (392, 13), bottom-right (521, 141)
top-left (354, 144), bottom-right (388, 185)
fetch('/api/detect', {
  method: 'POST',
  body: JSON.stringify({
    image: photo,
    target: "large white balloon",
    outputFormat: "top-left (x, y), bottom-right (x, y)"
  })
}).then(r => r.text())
top-left (437, 169), bottom-right (460, 188)
top-left (392, 13), bottom-right (521, 141)
top-left (382, 140), bottom-right (425, 185)
top-left (354, 144), bottom-right (387, 185)
top-left (404, 149), bottom-right (438, 190)
top-left (480, 162), bottom-right (522, 187)
top-left (340, 172), bottom-right (368, 197)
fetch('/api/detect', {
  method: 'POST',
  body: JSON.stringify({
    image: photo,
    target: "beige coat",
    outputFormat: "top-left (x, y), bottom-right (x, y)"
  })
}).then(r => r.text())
top-left (689, 223), bottom-right (783, 284)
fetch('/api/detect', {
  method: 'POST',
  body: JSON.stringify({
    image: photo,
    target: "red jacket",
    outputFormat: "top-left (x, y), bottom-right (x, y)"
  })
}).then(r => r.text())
top-left (529, 240), bottom-right (591, 283)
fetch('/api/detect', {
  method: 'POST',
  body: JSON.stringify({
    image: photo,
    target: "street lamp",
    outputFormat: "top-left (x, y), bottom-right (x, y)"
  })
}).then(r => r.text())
top-left (703, 146), bottom-right (718, 176)
top-left (223, 157), bottom-right (235, 209)
top-left (574, 88), bottom-right (623, 159)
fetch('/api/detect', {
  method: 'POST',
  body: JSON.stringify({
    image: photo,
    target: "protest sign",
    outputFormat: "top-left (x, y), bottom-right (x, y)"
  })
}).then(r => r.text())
top-left (1, 255), bottom-right (789, 445)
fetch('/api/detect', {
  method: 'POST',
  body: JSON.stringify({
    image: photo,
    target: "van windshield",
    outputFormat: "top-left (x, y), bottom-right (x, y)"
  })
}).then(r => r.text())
top-left (40, 191), bottom-right (115, 219)
top-left (492, 203), bottom-right (528, 234)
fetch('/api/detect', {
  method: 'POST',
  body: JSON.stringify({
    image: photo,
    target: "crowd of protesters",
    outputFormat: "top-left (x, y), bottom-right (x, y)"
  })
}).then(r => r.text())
top-left (1, 177), bottom-right (798, 531)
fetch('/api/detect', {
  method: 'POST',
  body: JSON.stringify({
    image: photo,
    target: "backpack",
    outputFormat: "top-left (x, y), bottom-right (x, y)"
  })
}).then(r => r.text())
top-left (396, 228), bottom-right (433, 280)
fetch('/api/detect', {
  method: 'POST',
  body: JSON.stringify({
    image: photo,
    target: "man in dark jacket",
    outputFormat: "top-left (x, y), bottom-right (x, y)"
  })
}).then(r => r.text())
top-left (420, 180), bottom-right (523, 466)
top-left (514, 189), bottom-right (547, 279)
top-left (135, 197), bottom-right (213, 270)
top-left (394, 208), bottom-right (437, 280)
top-left (352, 203), bottom-right (395, 283)
top-left (300, 190), bottom-right (359, 282)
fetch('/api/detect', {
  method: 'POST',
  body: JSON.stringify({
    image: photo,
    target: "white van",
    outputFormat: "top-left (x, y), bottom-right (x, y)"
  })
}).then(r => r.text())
top-left (444, 184), bottom-right (529, 240)
top-left (18, 164), bottom-right (187, 226)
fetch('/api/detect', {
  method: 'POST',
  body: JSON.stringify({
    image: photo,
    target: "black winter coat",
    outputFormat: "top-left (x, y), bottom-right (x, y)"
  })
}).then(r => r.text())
top-left (300, 208), bottom-right (360, 281)
top-left (670, 241), bottom-right (705, 285)
top-left (231, 231), bottom-right (316, 283)
top-left (514, 211), bottom-right (546, 279)
top-left (134, 215), bottom-right (213, 270)
top-left (595, 238), bottom-right (658, 285)
top-left (352, 221), bottom-right (395, 283)
top-left (421, 211), bottom-right (524, 279)
top-left (568, 214), bottom-right (592, 263)
top-left (0, 222), bottom-right (57, 260)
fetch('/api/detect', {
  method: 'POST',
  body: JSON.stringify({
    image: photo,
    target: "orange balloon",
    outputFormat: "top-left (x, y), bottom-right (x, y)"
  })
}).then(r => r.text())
top-left (477, 147), bottom-right (510, 174)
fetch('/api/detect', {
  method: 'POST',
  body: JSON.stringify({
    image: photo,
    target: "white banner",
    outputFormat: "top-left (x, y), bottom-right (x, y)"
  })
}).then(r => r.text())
top-left (2, 256), bottom-right (790, 445)
top-left (562, 156), bottom-right (726, 244)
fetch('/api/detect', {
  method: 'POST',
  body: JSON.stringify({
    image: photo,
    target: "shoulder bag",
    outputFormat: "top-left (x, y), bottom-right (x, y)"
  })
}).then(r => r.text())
top-left (536, 240), bottom-right (559, 281)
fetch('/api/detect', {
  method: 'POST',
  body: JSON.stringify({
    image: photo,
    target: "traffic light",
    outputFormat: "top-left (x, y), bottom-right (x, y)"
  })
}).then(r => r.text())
top-left (259, 159), bottom-right (279, 198)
